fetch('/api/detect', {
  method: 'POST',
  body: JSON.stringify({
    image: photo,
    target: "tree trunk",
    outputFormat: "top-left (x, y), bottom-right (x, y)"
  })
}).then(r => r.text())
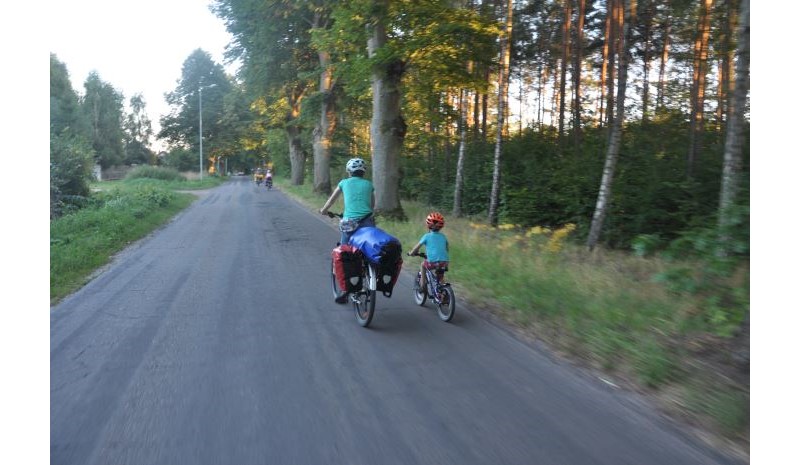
top-left (368, 7), bottom-right (405, 219)
top-left (687, 0), bottom-right (714, 179)
top-left (717, 0), bottom-right (737, 131)
top-left (573, 0), bottom-right (586, 146)
top-left (587, 0), bottom-right (634, 250)
top-left (286, 86), bottom-right (306, 185)
top-left (641, 1), bottom-right (653, 122)
top-left (717, 0), bottom-right (749, 254)
top-left (453, 88), bottom-right (468, 217)
top-left (473, 90), bottom-right (481, 139)
top-left (558, 0), bottom-right (572, 145)
top-left (656, 1), bottom-right (671, 111)
top-left (488, 0), bottom-right (513, 226)
top-left (605, 0), bottom-right (618, 129)
top-left (599, 9), bottom-right (611, 128)
top-left (286, 125), bottom-right (306, 186)
top-left (312, 45), bottom-right (335, 195)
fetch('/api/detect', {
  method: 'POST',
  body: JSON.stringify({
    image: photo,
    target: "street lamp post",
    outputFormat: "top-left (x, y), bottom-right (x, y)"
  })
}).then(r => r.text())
top-left (198, 83), bottom-right (218, 181)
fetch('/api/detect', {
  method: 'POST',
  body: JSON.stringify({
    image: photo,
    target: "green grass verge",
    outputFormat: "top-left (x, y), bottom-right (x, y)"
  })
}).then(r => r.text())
top-left (51, 180), bottom-right (205, 303)
top-left (276, 176), bottom-right (746, 440)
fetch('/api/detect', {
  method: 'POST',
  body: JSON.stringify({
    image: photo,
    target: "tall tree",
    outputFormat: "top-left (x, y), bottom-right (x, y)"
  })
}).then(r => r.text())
top-left (367, 0), bottom-right (406, 218)
top-left (656, 0), bottom-right (671, 111)
top-left (558, 0), bottom-right (572, 144)
top-left (572, 0), bottom-right (586, 146)
top-left (639, 0), bottom-right (654, 121)
top-left (717, 0), bottom-right (748, 253)
top-left (50, 54), bottom-right (94, 215)
top-left (488, 0), bottom-right (513, 226)
top-left (159, 49), bottom-right (231, 164)
top-left (311, 5), bottom-right (337, 195)
top-left (686, 0), bottom-right (714, 179)
top-left (123, 93), bottom-right (154, 165)
top-left (82, 72), bottom-right (125, 168)
top-left (453, 87), bottom-right (468, 218)
top-left (214, 0), bottom-right (316, 185)
top-left (587, 0), bottom-right (636, 250)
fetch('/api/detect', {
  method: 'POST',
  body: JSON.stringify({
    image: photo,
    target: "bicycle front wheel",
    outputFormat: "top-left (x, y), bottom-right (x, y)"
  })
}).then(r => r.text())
top-left (436, 285), bottom-right (455, 322)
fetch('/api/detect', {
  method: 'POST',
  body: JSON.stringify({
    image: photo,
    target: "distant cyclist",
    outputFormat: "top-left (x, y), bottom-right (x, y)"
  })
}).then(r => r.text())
top-left (319, 158), bottom-right (375, 244)
top-left (265, 169), bottom-right (273, 188)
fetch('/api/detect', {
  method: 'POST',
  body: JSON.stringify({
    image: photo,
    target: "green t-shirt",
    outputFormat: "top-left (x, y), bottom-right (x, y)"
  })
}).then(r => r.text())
top-left (338, 177), bottom-right (374, 220)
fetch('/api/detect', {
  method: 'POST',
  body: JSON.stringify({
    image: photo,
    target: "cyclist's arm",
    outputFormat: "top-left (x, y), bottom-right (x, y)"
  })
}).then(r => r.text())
top-left (408, 241), bottom-right (423, 256)
top-left (320, 186), bottom-right (342, 214)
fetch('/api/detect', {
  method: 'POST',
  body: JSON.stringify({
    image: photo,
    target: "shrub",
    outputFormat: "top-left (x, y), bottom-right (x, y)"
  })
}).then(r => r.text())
top-left (125, 165), bottom-right (185, 182)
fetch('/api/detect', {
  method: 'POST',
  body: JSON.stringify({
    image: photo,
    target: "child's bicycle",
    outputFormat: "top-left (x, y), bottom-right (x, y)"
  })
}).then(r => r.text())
top-left (407, 252), bottom-right (455, 322)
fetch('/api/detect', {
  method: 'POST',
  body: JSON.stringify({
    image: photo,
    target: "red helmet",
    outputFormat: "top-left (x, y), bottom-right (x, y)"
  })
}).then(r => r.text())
top-left (426, 212), bottom-right (445, 229)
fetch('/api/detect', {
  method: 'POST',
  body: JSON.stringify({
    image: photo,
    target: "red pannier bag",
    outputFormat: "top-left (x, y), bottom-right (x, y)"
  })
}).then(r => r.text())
top-left (332, 244), bottom-right (364, 293)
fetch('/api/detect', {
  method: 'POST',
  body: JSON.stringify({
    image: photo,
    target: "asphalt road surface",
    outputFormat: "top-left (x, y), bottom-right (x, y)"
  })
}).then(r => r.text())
top-left (51, 177), bottom-right (742, 465)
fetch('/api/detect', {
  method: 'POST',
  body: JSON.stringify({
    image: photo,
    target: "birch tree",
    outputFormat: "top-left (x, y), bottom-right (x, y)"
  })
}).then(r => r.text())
top-left (587, 0), bottom-right (636, 250)
top-left (717, 0), bottom-right (748, 253)
top-left (488, 0), bottom-right (514, 226)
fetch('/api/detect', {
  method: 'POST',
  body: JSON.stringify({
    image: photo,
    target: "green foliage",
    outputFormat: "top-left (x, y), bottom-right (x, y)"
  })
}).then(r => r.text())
top-left (50, 129), bottom-right (95, 218)
top-left (125, 165), bottom-right (185, 182)
top-left (634, 338), bottom-right (678, 387)
top-left (81, 72), bottom-right (126, 168)
top-left (50, 183), bottom-right (192, 301)
top-left (158, 49), bottom-right (233, 152)
top-left (162, 147), bottom-right (199, 172)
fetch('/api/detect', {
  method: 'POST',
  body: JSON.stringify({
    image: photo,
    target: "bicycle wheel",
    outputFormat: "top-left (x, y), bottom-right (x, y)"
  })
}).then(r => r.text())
top-left (413, 272), bottom-right (427, 306)
top-left (331, 258), bottom-right (347, 303)
top-left (354, 265), bottom-right (377, 327)
top-left (436, 285), bottom-right (455, 322)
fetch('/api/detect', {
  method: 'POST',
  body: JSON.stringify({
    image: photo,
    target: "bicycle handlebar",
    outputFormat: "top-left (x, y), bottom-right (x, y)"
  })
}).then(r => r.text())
top-left (407, 252), bottom-right (427, 258)
top-left (325, 211), bottom-right (343, 218)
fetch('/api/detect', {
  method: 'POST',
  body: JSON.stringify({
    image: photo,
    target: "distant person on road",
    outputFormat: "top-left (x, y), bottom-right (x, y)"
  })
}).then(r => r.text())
top-left (407, 212), bottom-right (449, 291)
top-left (319, 158), bottom-right (375, 245)
top-left (265, 169), bottom-right (273, 188)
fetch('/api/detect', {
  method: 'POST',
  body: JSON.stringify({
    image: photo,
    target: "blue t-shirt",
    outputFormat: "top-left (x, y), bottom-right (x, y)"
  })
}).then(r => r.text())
top-left (338, 177), bottom-right (374, 220)
top-left (419, 231), bottom-right (449, 263)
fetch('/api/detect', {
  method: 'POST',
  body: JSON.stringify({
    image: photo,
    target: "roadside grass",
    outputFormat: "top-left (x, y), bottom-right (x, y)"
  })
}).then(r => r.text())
top-left (276, 176), bottom-right (747, 442)
top-left (50, 179), bottom-right (206, 303)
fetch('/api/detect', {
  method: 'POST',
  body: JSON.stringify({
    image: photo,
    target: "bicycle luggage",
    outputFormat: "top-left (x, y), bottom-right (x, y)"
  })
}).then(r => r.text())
top-left (348, 227), bottom-right (403, 297)
top-left (332, 244), bottom-right (364, 293)
top-left (375, 241), bottom-right (403, 297)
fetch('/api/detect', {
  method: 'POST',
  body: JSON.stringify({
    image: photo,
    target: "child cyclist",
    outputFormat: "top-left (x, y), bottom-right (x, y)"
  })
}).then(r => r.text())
top-left (407, 212), bottom-right (449, 292)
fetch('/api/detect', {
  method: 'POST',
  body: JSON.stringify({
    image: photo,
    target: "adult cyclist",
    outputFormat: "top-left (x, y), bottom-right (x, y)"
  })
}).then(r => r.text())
top-left (319, 158), bottom-right (375, 245)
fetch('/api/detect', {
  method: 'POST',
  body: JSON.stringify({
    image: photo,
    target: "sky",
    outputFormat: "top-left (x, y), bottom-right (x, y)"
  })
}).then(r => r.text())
top-left (48, 0), bottom-right (240, 150)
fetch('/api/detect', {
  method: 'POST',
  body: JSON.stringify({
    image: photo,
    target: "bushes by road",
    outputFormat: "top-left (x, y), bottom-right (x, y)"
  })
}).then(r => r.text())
top-left (50, 182), bottom-right (195, 303)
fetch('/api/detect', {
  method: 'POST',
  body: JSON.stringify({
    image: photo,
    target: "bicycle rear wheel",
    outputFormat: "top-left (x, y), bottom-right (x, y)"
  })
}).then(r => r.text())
top-left (354, 264), bottom-right (377, 327)
top-left (353, 289), bottom-right (376, 327)
top-left (436, 285), bottom-right (455, 322)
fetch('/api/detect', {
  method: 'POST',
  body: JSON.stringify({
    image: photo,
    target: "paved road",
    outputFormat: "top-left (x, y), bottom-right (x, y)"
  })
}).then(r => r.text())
top-left (51, 177), bottom-right (741, 465)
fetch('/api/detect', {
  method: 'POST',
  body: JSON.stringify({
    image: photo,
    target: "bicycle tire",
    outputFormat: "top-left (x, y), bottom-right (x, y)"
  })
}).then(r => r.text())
top-left (413, 271), bottom-right (427, 306)
top-left (436, 285), bottom-right (455, 322)
top-left (354, 264), bottom-right (376, 327)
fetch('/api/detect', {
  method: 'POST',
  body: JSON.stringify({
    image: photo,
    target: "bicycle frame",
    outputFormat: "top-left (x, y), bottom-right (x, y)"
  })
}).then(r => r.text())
top-left (422, 265), bottom-right (447, 304)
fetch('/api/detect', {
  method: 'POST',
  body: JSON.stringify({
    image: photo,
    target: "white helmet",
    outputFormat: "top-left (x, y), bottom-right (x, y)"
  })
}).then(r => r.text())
top-left (346, 158), bottom-right (367, 174)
